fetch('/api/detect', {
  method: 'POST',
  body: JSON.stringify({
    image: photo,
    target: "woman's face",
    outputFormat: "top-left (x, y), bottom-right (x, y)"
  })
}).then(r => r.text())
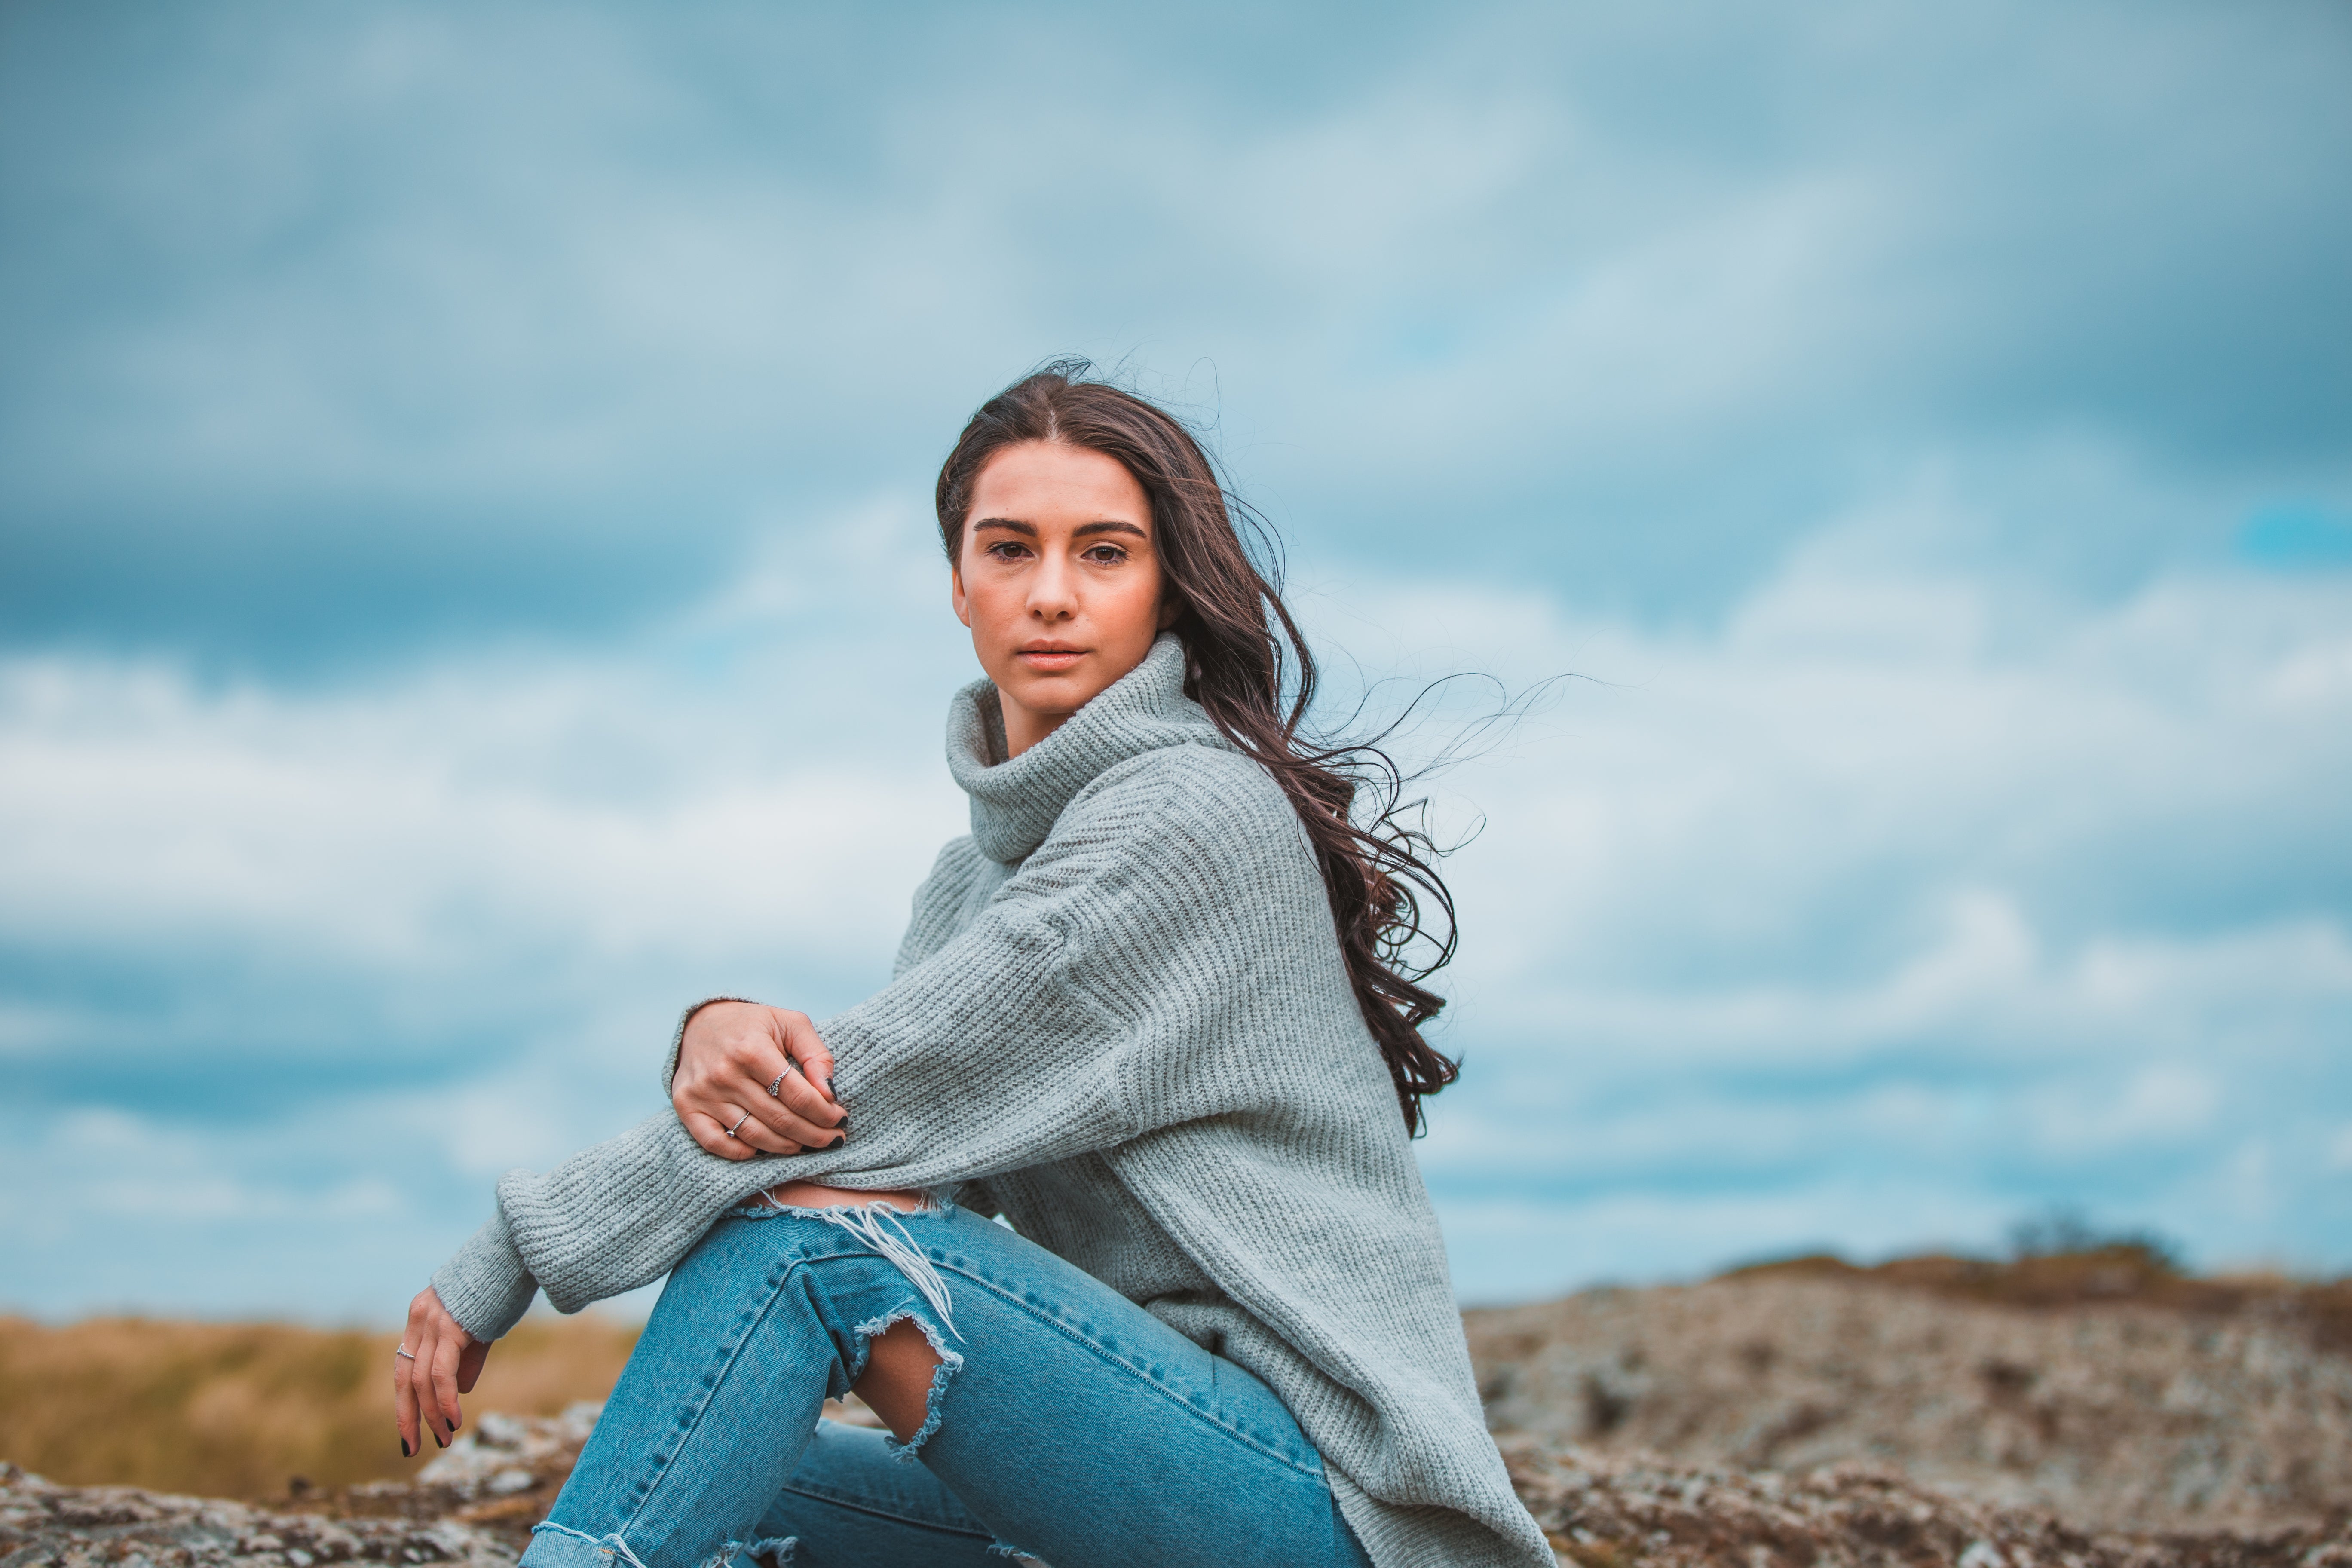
top-left (953, 439), bottom-right (1177, 758)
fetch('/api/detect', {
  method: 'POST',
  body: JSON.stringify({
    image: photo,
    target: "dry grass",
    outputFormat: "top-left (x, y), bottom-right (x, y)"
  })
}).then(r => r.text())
top-left (0, 1313), bottom-right (638, 1500)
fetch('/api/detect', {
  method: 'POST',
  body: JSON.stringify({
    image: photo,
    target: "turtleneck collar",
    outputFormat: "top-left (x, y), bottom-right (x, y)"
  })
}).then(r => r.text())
top-left (946, 633), bottom-right (1231, 864)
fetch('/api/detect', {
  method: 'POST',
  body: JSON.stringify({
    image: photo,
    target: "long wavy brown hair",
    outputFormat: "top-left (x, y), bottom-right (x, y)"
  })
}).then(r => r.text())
top-left (935, 361), bottom-right (1461, 1134)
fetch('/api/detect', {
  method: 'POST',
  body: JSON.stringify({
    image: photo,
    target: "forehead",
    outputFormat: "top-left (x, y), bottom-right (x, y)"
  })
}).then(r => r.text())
top-left (968, 441), bottom-right (1149, 527)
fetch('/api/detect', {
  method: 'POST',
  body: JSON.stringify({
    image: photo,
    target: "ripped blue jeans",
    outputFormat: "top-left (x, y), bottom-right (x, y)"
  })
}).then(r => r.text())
top-left (520, 1195), bottom-right (1372, 1568)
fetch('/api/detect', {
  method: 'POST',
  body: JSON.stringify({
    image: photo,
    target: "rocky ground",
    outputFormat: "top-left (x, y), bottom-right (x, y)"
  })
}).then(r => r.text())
top-left (0, 1462), bottom-right (513, 1568)
top-left (0, 1402), bottom-right (884, 1568)
top-left (9, 1258), bottom-right (2352, 1568)
top-left (9, 1405), bottom-right (2349, 1568)
top-left (1464, 1257), bottom-right (2352, 1537)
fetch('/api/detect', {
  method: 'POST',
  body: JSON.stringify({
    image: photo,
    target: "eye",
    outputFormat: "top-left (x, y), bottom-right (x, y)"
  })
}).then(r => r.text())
top-left (1082, 544), bottom-right (1129, 564)
top-left (984, 540), bottom-right (1032, 561)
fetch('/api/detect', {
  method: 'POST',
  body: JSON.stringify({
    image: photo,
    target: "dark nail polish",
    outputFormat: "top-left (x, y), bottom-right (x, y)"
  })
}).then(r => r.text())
top-left (823, 1076), bottom-right (835, 1099)
top-left (451, 1415), bottom-right (462, 1432)
top-left (432, 1431), bottom-right (446, 1449)
top-left (828, 1135), bottom-right (845, 1150)
top-left (401, 1440), bottom-right (413, 1459)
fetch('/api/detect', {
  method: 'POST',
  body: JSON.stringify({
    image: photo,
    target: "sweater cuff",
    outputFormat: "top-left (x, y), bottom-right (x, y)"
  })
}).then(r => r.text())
top-left (430, 1210), bottom-right (540, 1342)
top-left (663, 996), bottom-right (756, 1093)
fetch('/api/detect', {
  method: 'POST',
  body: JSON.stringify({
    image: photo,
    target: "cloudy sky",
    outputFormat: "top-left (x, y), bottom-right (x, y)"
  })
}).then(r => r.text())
top-left (2, 0), bottom-right (2347, 1321)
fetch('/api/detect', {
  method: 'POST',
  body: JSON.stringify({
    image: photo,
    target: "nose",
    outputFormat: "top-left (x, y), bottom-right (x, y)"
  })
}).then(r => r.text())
top-left (1027, 549), bottom-right (1077, 622)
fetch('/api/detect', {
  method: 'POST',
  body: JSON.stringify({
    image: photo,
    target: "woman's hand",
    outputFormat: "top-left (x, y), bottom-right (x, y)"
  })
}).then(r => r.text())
top-left (395, 1286), bottom-right (490, 1455)
top-left (674, 1001), bottom-right (845, 1160)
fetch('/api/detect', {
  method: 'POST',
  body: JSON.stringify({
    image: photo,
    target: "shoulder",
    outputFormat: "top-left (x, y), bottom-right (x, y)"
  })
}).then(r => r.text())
top-left (910, 836), bottom-right (992, 905)
top-left (895, 836), bottom-right (997, 977)
top-left (1066, 743), bottom-right (1317, 887)
top-left (1081, 740), bottom-right (1295, 825)
top-left (922, 834), bottom-right (987, 882)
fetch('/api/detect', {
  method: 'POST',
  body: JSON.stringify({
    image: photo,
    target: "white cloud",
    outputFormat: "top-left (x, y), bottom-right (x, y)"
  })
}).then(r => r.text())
top-left (1311, 550), bottom-right (2352, 1291)
top-left (0, 506), bottom-right (968, 996)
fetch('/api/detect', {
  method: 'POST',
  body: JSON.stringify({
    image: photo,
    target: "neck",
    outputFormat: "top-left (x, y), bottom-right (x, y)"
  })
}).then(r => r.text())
top-left (998, 692), bottom-right (1067, 759)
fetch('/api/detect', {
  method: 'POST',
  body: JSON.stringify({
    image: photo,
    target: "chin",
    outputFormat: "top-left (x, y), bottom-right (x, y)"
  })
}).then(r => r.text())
top-left (1003, 675), bottom-right (1090, 708)
top-left (1002, 667), bottom-right (1102, 707)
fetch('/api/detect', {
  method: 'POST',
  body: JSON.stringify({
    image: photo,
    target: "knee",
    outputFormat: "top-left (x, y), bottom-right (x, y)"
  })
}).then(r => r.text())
top-left (851, 1317), bottom-right (945, 1443)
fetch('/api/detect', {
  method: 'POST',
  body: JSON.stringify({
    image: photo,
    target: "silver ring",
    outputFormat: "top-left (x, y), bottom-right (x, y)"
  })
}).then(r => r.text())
top-left (727, 1110), bottom-right (751, 1138)
top-left (766, 1071), bottom-right (790, 1098)
top-left (394, 1347), bottom-right (416, 1361)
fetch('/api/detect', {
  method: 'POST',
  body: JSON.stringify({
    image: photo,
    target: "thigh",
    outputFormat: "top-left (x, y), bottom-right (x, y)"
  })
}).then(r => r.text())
top-left (907, 1206), bottom-right (1369, 1568)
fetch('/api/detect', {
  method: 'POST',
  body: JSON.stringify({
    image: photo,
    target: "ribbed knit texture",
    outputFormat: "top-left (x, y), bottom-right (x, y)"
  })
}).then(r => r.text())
top-left (429, 634), bottom-right (1551, 1568)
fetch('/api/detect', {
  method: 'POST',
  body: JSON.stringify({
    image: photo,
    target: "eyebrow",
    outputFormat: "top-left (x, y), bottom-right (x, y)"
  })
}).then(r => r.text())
top-left (970, 517), bottom-right (1149, 541)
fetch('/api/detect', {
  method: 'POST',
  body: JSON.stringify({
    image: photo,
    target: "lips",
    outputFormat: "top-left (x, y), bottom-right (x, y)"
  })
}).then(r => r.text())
top-left (1016, 643), bottom-right (1086, 670)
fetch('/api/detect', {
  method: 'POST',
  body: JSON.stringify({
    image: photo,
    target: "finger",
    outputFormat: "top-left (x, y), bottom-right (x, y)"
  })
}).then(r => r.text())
top-left (686, 1109), bottom-right (778, 1160)
top-left (393, 1335), bottom-right (420, 1457)
top-left (723, 1085), bottom-right (843, 1149)
top-left (686, 1058), bottom-right (835, 1144)
top-left (710, 1099), bottom-right (814, 1155)
top-left (429, 1321), bottom-right (465, 1442)
top-left (774, 1011), bottom-right (839, 1105)
top-left (409, 1319), bottom-right (443, 1446)
top-left (771, 1071), bottom-right (842, 1136)
top-left (692, 1011), bottom-right (839, 1133)
top-left (408, 1329), bottom-right (441, 1449)
top-left (396, 1294), bottom-right (435, 1456)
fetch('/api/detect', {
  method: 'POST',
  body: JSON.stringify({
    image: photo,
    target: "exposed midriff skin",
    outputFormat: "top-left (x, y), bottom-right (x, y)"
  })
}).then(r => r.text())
top-left (764, 1180), bottom-right (925, 1213)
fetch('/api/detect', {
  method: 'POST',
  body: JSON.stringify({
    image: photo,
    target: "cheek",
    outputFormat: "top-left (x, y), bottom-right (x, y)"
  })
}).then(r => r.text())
top-left (1120, 565), bottom-right (1169, 634)
top-left (958, 567), bottom-right (1017, 627)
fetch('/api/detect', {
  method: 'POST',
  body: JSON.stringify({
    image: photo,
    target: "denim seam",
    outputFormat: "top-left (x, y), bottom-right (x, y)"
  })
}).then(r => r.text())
top-left (933, 1256), bottom-right (1328, 1479)
top-left (772, 1478), bottom-right (996, 1538)
top-left (533, 1519), bottom-right (798, 1568)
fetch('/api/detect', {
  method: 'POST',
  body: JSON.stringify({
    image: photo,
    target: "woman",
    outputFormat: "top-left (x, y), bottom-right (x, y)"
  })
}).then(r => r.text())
top-left (394, 364), bottom-right (1552, 1568)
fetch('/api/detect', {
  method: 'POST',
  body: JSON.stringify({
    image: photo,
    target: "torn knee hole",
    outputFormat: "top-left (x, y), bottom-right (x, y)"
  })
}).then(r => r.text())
top-left (851, 1310), bottom-right (961, 1456)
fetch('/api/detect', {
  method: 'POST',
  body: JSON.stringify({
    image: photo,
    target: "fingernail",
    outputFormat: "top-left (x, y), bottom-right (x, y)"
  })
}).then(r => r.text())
top-left (823, 1076), bottom-right (835, 1099)
top-left (401, 1440), bottom-right (413, 1458)
top-left (432, 1431), bottom-right (446, 1449)
top-left (451, 1415), bottom-right (461, 1432)
top-left (828, 1135), bottom-right (844, 1150)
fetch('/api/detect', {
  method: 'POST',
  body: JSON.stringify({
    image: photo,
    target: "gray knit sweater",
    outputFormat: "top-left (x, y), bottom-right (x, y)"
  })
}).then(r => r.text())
top-left (429, 634), bottom-right (1550, 1568)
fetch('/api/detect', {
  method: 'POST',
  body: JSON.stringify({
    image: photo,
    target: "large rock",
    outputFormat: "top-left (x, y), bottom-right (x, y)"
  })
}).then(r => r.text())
top-left (1502, 1440), bottom-right (2352, 1568)
top-left (1468, 1274), bottom-right (2352, 1533)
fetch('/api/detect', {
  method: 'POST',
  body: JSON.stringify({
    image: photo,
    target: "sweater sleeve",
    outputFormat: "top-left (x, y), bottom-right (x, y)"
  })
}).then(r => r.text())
top-left (481, 748), bottom-right (1310, 1315)
top-left (429, 1210), bottom-right (541, 1341)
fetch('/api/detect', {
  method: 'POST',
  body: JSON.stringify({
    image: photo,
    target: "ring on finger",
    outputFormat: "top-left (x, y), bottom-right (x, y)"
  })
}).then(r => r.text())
top-left (727, 1110), bottom-right (751, 1138)
top-left (766, 1064), bottom-right (797, 1098)
top-left (394, 1347), bottom-right (417, 1361)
